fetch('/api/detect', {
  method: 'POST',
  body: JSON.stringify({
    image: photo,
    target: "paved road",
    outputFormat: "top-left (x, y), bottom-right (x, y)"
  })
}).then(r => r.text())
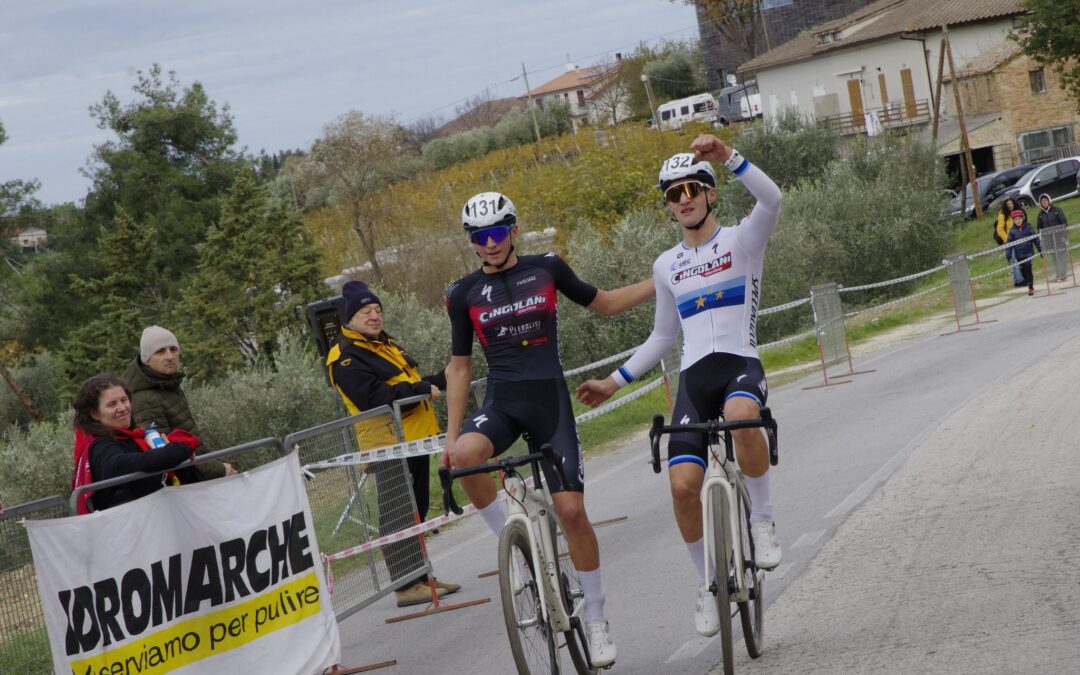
top-left (334, 282), bottom-right (1080, 675)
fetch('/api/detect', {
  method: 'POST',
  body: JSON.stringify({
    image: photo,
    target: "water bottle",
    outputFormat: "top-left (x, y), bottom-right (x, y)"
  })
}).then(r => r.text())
top-left (144, 425), bottom-right (167, 449)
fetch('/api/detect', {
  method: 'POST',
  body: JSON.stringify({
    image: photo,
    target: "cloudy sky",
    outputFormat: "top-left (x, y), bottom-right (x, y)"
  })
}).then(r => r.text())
top-left (0, 1), bottom-right (699, 205)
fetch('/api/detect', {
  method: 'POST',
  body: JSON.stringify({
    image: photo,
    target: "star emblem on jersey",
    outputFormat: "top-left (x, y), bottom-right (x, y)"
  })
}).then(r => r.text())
top-left (696, 295), bottom-right (706, 309)
top-left (714, 290), bottom-right (724, 299)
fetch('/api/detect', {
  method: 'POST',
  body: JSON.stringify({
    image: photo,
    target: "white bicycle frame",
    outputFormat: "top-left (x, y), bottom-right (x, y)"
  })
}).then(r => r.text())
top-left (503, 474), bottom-right (577, 633)
top-left (702, 453), bottom-right (752, 604)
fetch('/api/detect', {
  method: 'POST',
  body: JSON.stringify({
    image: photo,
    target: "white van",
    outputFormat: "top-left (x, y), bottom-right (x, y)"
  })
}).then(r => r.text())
top-left (656, 93), bottom-right (720, 130)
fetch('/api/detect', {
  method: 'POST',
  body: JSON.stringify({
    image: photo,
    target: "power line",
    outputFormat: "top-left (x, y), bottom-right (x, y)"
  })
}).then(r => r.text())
top-left (402, 23), bottom-right (699, 126)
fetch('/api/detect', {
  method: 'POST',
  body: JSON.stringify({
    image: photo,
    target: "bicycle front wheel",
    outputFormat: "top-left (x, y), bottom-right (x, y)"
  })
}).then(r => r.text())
top-left (709, 483), bottom-right (735, 675)
top-left (499, 520), bottom-right (561, 674)
top-left (737, 489), bottom-right (764, 658)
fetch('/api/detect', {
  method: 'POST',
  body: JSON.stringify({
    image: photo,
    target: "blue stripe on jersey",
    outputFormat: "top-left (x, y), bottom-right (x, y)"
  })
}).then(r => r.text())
top-left (669, 455), bottom-right (707, 470)
top-left (675, 276), bottom-right (746, 319)
top-left (618, 366), bottom-right (635, 383)
top-left (732, 158), bottom-right (750, 176)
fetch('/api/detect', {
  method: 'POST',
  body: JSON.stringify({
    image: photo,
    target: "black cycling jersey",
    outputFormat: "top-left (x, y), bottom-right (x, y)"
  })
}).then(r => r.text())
top-left (446, 253), bottom-right (598, 384)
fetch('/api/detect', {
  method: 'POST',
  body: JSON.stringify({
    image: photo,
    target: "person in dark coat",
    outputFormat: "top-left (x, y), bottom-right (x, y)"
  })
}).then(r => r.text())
top-left (71, 373), bottom-right (202, 512)
top-left (122, 326), bottom-right (231, 478)
top-left (1036, 193), bottom-right (1069, 281)
top-left (1007, 209), bottom-right (1042, 295)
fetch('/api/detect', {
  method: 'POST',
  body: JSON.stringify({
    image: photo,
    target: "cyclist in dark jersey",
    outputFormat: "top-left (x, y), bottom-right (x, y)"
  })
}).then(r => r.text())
top-left (444, 191), bottom-right (653, 667)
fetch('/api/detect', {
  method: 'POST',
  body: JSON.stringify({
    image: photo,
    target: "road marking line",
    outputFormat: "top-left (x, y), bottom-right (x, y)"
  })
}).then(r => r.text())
top-left (665, 635), bottom-right (715, 662)
top-left (792, 529), bottom-right (824, 548)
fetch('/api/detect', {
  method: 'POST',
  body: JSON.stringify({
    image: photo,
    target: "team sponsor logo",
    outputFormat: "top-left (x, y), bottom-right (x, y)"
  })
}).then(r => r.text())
top-left (515, 275), bottom-right (537, 286)
top-left (748, 275), bottom-right (760, 348)
top-left (496, 320), bottom-right (542, 337)
top-left (736, 374), bottom-right (746, 382)
top-left (473, 414), bottom-right (488, 427)
top-left (477, 294), bottom-right (547, 323)
top-left (680, 414), bottom-right (691, 424)
top-left (670, 257), bottom-right (694, 272)
top-left (671, 252), bottom-right (732, 284)
top-left (759, 378), bottom-right (767, 395)
top-left (481, 284), bottom-right (493, 302)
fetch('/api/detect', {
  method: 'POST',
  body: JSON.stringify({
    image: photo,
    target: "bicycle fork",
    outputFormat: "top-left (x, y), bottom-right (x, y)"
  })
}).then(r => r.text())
top-left (703, 473), bottom-right (750, 603)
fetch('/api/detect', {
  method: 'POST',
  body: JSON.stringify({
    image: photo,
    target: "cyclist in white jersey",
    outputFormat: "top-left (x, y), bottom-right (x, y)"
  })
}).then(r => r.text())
top-left (576, 134), bottom-right (782, 638)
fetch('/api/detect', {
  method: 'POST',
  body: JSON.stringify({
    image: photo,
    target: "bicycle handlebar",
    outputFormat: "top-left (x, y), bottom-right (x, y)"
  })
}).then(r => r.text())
top-left (648, 406), bottom-right (779, 474)
top-left (438, 443), bottom-right (563, 516)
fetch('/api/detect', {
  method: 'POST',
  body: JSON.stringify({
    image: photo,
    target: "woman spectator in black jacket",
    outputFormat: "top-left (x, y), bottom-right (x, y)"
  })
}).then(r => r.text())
top-left (71, 373), bottom-right (202, 512)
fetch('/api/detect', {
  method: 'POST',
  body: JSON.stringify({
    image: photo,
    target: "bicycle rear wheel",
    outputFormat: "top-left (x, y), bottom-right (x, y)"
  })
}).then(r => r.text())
top-left (737, 490), bottom-right (764, 658)
top-left (500, 520), bottom-right (561, 674)
top-left (549, 515), bottom-right (596, 675)
top-left (709, 483), bottom-right (735, 675)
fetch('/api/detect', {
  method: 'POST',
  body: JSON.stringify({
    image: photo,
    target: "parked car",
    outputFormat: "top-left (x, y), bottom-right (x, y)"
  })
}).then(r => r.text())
top-left (945, 163), bottom-right (1036, 219)
top-left (993, 156), bottom-right (1080, 210)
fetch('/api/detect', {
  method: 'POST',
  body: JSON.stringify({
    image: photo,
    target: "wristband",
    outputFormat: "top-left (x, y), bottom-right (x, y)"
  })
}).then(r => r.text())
top-left (724, 149), bottom-right (748, 176)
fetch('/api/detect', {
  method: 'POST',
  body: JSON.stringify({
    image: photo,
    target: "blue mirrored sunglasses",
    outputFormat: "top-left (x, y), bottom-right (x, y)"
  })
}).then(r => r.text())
top-left (469, 225), bottom-right (512, 245)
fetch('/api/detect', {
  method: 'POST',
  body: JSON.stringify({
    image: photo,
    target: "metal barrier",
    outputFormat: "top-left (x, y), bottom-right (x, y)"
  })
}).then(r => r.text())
top-left (1041, 225), bottom-right (1071, 284)
top-left (1, 496), bottom-right (70, 675)
top-left (283, 408), bottom-right (429, 622)
top-left (941, 253), bottom-right (996, 334)
top-left (68, 437), bottom-right (286, 514)
top-left (805, 282), bottom-right (875, 389)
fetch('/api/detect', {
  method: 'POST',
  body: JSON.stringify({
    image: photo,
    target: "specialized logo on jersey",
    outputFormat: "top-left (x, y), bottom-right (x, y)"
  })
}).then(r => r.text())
top-left (477, 294), bottom-right (547, 323)
top-left (671, 252), bottom-right (732, 284)
top-left (473, 414), bottom-right (488, 427)
top-left (675, 277), bottom-right (746, 319)
top-left (680, 414), bottom-right (691, 424)
top-left (481, 284), bottom-right (493, 302)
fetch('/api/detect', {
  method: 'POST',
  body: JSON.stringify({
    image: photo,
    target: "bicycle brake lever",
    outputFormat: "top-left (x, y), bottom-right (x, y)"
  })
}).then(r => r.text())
top-left (438, 466), bottom-right (463, 515)
top-left (650, 414), bottom-right (664, 474)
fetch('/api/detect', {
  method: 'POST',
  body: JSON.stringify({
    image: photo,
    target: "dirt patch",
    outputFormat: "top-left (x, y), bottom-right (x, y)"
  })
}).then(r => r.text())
top-left (0, 563), bottom-right (42, 640)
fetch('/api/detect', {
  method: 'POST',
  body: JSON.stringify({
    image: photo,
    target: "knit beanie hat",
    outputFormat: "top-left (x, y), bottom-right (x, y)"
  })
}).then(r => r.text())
top-left (342, 281), bottom-right (382, 323)
top-left (140, 326), bottom-right (179, 363)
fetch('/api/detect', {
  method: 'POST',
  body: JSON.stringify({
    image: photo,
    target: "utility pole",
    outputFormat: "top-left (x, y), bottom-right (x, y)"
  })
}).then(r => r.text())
top-left (943, 27), bottom-right (982, 219)
top-left (521, 63), bottom-right (543, 143)
top-left (641, 73), bottom-right (662, 135)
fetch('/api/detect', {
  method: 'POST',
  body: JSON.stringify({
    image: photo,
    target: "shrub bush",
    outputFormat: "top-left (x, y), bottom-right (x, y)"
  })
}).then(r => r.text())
top-left (0, 410), bottom-right (75, 505)
top-left (0, 352), bottom-right (65, 429)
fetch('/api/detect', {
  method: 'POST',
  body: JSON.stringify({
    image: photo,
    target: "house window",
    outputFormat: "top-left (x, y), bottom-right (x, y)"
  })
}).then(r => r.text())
top-left (1018, 124), bottom-right (1076, 163)
top-left (1029, 69), bottom-right (1046, 94)
top-left (762, 0), bottom-right (794, 8)
top-left (577, 90), bottom-right (586, 107)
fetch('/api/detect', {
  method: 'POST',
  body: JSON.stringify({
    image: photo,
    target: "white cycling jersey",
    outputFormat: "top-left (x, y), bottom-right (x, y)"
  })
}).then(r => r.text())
top-left (612, 154), bottom-right (781, 387)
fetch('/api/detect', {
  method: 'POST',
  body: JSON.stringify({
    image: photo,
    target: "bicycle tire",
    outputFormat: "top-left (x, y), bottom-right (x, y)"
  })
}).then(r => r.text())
top-left (499, 520), bottom-right (561, 674)
top-left (737, 490), bottom-right (764, 658)
top-left (710, 483), bottom-right (735, 675)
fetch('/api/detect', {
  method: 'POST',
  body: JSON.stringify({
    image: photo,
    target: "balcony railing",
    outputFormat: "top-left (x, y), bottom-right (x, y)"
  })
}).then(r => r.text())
top-left (818, 98), bottom-right (931, 136)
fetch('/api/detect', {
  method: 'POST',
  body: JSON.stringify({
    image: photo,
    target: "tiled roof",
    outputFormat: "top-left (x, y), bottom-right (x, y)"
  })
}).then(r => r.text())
top-left (741, 0), bottom-right (1023, 73)
top-left (524, 66), bottom-right (603, 97)
top-left (949, 40), bottom-right (1022, 80)
top-left (435, 97), bottom-right (524, 137)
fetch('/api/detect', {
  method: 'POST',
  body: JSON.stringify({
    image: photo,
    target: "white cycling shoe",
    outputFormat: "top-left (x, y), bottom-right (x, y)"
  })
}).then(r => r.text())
top-left (694, 583), bottom-right (720, 637)
top-left (751, 521), bottom-right (782, 570)
top-left (586, 619), bottom-right (617, 668)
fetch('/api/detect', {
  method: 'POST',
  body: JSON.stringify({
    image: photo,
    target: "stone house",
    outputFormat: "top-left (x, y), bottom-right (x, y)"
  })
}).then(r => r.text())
top-left (521, 60), bottom-right (631, 132)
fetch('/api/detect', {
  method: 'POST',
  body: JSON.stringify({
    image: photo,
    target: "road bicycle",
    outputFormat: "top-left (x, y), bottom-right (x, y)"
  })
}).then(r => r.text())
top-left (648, 407), bottom-right (779, 675)
top-left (440, 436), bottom-right (600, 674)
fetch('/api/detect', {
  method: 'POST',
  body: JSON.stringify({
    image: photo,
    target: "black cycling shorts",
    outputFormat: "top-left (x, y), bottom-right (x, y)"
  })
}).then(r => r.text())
top-left (668, 353), bottom-right (768, 470)
top-left (460, 379), bottom-right (584, 493)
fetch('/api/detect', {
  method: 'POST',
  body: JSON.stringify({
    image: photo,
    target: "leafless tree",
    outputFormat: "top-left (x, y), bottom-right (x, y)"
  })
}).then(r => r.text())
top-left (684, 0), bottom-right (767, 63)
top-left (589, 58), bottom-right (633, 126)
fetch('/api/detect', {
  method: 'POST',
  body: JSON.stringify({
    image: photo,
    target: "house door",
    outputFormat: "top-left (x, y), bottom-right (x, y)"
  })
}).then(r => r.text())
top-left (900, 68), bottom-right (917, 118)
top-left (878, 73), bottom-right (890, 121)
top-left (846, 79), bottom-right (863, 124)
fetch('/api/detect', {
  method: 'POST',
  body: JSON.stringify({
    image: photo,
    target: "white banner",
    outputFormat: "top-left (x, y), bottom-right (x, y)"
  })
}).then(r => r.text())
top-left (25, 453), bottom-right (340, 675)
